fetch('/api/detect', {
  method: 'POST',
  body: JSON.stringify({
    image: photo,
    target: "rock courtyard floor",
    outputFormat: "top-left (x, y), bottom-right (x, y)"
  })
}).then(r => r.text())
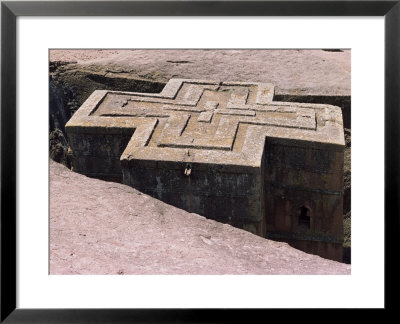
top-left (50, 160), bottom-right (350, 275)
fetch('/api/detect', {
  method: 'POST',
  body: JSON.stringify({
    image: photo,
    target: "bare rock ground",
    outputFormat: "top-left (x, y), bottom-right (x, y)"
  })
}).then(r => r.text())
top-left (50, 161), bottom-right (350, 275)
top-left (50, 49), bottom-right (350, 96)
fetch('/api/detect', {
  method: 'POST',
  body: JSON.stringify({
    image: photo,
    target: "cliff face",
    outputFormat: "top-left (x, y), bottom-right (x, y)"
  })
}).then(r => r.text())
top-left (50, 160), bottom-right (350, 275)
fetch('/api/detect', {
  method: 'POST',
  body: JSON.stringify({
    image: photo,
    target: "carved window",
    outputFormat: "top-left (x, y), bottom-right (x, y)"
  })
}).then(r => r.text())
top-left (298, 206), bottom-right (311, 229)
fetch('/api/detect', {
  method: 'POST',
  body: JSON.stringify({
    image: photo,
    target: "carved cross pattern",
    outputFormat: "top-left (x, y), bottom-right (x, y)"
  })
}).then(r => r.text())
top-left (67, 79), bottom-right (343, 168)
top-left (92, 80), bottom-right (316, 152)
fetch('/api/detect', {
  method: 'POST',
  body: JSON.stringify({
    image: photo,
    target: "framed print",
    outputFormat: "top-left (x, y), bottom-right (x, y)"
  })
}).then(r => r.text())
top-left (1, 0), bottom-right (398, 321)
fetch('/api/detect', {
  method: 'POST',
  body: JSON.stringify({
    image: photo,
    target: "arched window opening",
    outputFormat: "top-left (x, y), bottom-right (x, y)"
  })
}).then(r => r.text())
top-left (298, 206), bottom-right (310, 229)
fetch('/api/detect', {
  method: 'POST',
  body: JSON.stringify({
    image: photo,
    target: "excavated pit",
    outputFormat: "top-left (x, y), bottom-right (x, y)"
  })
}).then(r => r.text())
top-left (49, 62), bottom-right (351, 263)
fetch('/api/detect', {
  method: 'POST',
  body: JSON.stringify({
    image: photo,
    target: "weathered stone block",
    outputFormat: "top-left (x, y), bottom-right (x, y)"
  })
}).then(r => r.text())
top-left (66, 79), bottom-right (345, 261)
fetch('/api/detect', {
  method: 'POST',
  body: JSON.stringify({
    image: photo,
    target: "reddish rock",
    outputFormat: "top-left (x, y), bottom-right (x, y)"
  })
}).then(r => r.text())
top-left (50, 160), bottom-right (350, 275)
top-left (49, 49), bottom-right (350, 96)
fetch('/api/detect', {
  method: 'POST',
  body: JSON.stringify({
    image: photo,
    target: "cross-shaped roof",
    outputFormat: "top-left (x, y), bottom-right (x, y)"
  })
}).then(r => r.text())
top-left (66, 79), bottom-right (345, 169)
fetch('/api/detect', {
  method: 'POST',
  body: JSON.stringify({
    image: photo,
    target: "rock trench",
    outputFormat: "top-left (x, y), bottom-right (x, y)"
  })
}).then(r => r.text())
top-left (49, 50), bottom-right (351, 265)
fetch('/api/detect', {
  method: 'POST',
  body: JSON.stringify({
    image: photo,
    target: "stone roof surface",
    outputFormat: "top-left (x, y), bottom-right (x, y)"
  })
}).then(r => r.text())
top-left (66, 79), bottom-right (345, 169)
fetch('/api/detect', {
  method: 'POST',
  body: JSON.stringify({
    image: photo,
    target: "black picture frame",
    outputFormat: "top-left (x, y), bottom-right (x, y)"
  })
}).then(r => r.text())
top-left (1, 0), bottom-right (398, 321)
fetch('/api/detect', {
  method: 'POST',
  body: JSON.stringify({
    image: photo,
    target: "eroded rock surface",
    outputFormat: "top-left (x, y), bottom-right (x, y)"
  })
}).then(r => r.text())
top-left (50, 49), bottom-right (350, 96)
top-left (50, 160), bottom-right (350, 275)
